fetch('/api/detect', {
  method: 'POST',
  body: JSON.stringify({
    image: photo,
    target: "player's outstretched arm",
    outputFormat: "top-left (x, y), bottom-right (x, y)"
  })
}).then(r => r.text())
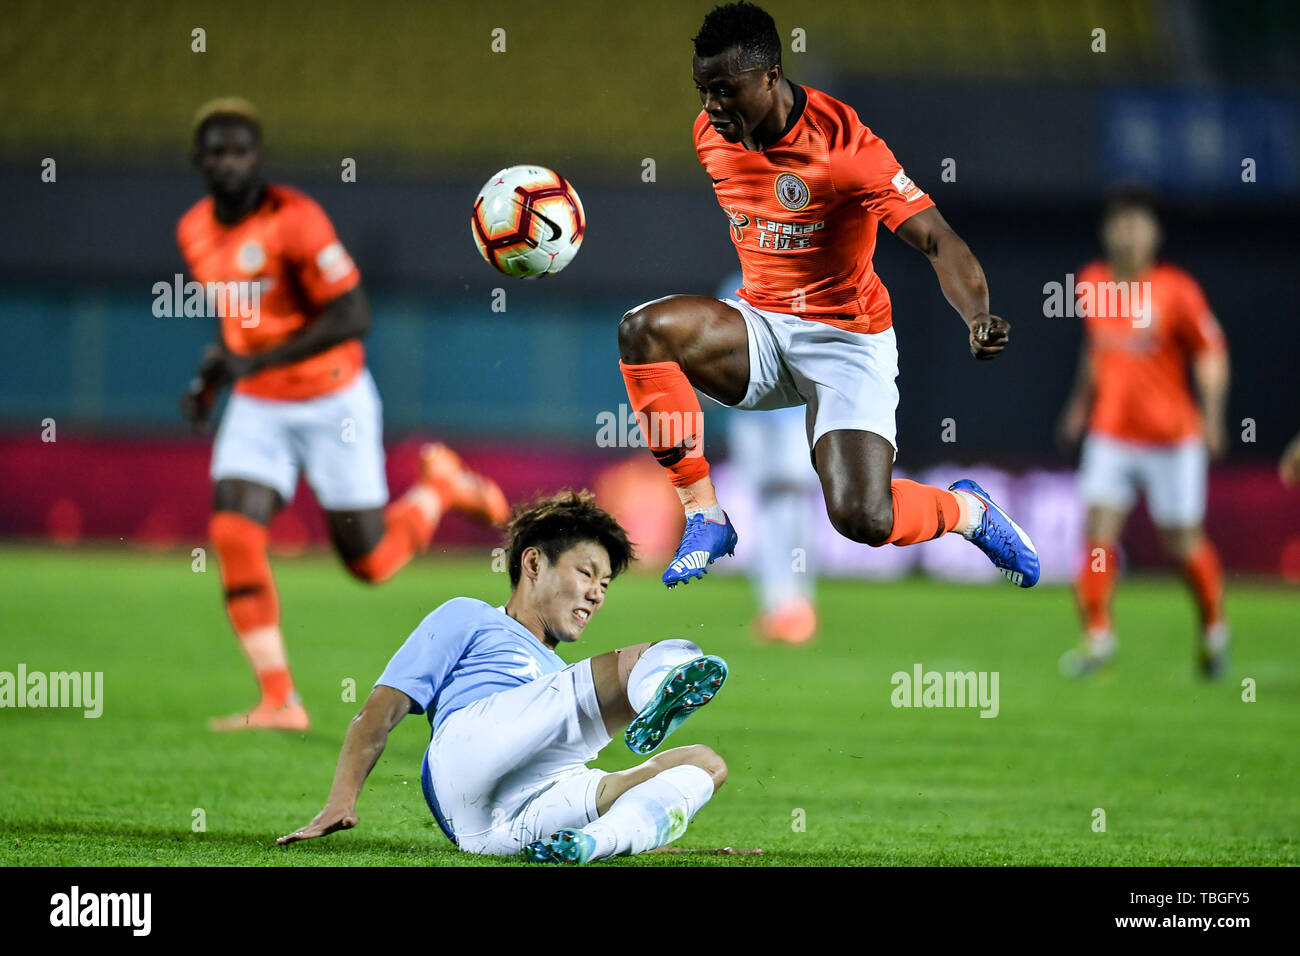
top-left (277, 685), bottom-right (414, 845)
top-left (896, 207), bottom-right (1009, 360)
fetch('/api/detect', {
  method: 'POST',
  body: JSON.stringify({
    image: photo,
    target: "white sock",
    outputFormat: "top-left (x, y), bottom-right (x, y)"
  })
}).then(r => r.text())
top-left (757, 490), bottom-right (809, 611)
top-left (583, 764), bottom-right (716, 859)
top-left (952, 490), bottom-right (987, 539)
top-left (627, 639), bottom-right (702, 712)
top-left (685, 503), bottom-right (726, 524)
top-left (1086, 627), bottom-right (1117, 657)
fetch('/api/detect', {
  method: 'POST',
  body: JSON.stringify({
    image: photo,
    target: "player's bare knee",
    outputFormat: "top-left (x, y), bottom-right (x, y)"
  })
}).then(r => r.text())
top-left (618, 300), bottom-right (681, 364)
top-left (342, 560), bottom-right (384, 585)
top-left (1160, 528), bottom-right (1201, 561)
top-left (684, 744), bottom-right (728, 789)
top-left (827, 499), bottom-right (893, 547)
top-left (615, 642), bottom-right (654, 695)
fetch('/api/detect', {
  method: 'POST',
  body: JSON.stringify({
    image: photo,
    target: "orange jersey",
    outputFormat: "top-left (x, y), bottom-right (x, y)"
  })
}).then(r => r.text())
top-left (177, 184), bottom-right (363, 401)
top-left (1077, 260), bottom-right (1225, 444)
top-left (694, 83), bottom-right (934, 334)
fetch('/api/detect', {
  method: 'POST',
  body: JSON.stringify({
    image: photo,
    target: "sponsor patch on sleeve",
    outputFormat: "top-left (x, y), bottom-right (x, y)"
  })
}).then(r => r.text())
top-left (891, 169), bottom-right (925, 203)
top-left (316, 241), bottom-right (355, 282)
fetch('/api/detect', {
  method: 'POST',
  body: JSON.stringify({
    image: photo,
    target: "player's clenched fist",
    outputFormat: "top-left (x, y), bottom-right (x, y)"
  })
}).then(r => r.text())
top-left (968, 313), bottom-right (1010, 360)
top-left (276, 804), bottom-right (358, 845)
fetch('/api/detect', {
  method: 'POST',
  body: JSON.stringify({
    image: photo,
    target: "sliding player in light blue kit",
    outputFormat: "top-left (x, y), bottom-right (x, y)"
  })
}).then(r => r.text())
top-left (278, 491), bottom-right (729, 863)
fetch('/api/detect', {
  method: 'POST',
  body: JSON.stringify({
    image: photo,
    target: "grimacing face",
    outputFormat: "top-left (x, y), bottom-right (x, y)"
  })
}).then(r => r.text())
top-left (1101, 206), bottom-right (1161, 270)
top-left (526, 540), bottom-right (612, 645)
top-left (194, 119), bottom-right (263, 202)
top-left (692, 50), bottom-right (781, 146)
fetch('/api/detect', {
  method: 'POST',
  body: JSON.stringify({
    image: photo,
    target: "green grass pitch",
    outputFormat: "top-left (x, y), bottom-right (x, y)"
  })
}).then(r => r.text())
top-left (1, 545), bottom-right (1296, 866)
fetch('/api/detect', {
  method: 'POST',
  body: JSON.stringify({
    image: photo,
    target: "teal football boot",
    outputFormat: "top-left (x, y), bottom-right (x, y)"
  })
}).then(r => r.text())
top-left (625, 655), bottom-right (728, 755)
top-left (521, 828), bottom-right (597, 865)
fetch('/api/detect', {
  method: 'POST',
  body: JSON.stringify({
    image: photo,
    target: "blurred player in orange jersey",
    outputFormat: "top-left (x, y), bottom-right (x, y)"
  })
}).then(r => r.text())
top-left (1057, 186), bottom-right (1230, 679)
top-left (618, 3), bottom-right (1039, 592)
top-left (1280, 431), bottom-right (1300, 487)
top-left (177, 99), bottom-right (509, 731)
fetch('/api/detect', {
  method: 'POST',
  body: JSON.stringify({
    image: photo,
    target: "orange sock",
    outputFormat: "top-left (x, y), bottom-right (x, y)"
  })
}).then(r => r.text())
top-left (619, 360), bottom-right (710, 487)
top-left (882, 479), bottom-right (963, 546)
top-left (1181, 538), bottom-right (1224, 627)
top-left (210, 512), bottom-right (294, 707)
top-left (1075, 541), bottom-right (1118, 634)
top-left (210, 512), bottom-right (279, 634)
top-left (347, 494), bottom-right (440, 583)
top-left (259, 668), bottom-right (294, 707)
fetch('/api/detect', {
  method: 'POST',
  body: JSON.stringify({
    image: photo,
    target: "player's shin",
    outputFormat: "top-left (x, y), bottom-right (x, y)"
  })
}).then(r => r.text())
top-left (581, 765), bottom-right (716, 859)
top-left (882, 479), bottom-right (965, 546)
top-left (209, 511), bottom-right (295, 707)
top-left (618, 360), bottom-right (719, 517)
top-left (346, 489), bottom-right (441, 583)
top-left (1076, 542), bottom-right (1119, 638)
top-left (1181, 538), bottom-right (1224, 628)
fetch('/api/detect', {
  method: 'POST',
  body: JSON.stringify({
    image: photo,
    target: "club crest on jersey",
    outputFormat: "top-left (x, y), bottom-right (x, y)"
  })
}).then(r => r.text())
top-left (236, 240), bottom-right (266, 274)
top-left (774, 172), bottom-right (810, 211)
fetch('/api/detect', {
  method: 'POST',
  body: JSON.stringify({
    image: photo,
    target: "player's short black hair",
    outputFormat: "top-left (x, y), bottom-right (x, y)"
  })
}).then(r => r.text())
top-left (693, 1), bottom-right (782, 73)
top-left (1102, 183), bottom-right (1159, 222)
top-left (505, 490), bottom-right (634, 588)
top-left (192, 97), bottom-right (262, 150)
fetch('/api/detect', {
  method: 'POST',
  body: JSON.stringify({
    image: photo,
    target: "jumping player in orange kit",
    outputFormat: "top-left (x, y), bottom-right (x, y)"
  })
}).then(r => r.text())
top-left (616, 3), bottom-right (1040, 592)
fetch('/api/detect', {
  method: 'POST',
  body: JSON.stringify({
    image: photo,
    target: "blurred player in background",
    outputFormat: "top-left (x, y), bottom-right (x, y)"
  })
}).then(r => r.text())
top-left (1280, 431), bottom-right (1300, 487)
top-left (618, 2), bottom-right (1039, 592)
top-left (718, 273), bottom-right (820, 644)
top-left (278, 491), bottom-right (729, 864)
top-left (178, 99), bottom-right (509, 731)
top-left (1057, 186), bottom-right (1230, 678)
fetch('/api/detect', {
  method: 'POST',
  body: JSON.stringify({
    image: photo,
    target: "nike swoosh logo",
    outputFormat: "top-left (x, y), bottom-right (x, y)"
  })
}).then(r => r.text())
top-left (532, 208), bottom-right (564, 242)
top-left (512, 198), bottom-right (564, 241)
top-left (711, 177), bottom-right (730, 184)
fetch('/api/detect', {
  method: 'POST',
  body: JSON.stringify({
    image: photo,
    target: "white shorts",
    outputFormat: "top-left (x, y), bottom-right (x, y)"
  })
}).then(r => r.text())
top-left (422, 659), bottom-right (613, 856)
top-left (210, 369), bottom-right (388, 511)
top-left (1079, 433), bottom-right (1207, 527)
top-left (718, 297), bottom-right (900, 454)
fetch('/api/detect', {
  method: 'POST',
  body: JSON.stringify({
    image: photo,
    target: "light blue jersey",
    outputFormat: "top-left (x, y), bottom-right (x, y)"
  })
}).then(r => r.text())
top-left (375, 596), bottom-right (564, 733)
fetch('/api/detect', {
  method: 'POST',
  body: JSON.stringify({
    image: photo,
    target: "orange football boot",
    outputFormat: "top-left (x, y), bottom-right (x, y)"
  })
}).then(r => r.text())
top-left (757, 597), bottom-right (818, 645)
top-left (420, 443), bottom-right (510, 526)
top-left (209, 699), bottom-right (310, 732)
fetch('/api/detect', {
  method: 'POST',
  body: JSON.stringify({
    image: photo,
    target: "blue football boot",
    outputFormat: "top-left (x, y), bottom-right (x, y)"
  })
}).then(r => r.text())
top-left (625, 655), bottom-right (728, 755)
top-left (948, 479), bottom-right (1040, 588)
top-left (662, 512), bottom-right (738, 588)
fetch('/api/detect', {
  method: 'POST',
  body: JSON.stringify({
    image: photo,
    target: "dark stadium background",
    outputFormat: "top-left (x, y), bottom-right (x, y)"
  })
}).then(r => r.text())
top-left (2, 0), bottom-right (1298, 578)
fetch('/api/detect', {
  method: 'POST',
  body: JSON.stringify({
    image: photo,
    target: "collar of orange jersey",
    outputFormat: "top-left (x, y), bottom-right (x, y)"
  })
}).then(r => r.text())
top-left (761, 79), bottom-right (807, 150)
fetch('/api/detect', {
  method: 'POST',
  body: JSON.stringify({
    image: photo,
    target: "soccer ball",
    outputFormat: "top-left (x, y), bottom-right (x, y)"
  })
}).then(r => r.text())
top-left (470, 165), bottom-right (586, 277)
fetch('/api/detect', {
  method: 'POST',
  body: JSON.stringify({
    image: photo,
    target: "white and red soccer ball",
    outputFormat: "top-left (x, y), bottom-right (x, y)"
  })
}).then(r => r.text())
top-left (470, 165), bottom-right (586, 277)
